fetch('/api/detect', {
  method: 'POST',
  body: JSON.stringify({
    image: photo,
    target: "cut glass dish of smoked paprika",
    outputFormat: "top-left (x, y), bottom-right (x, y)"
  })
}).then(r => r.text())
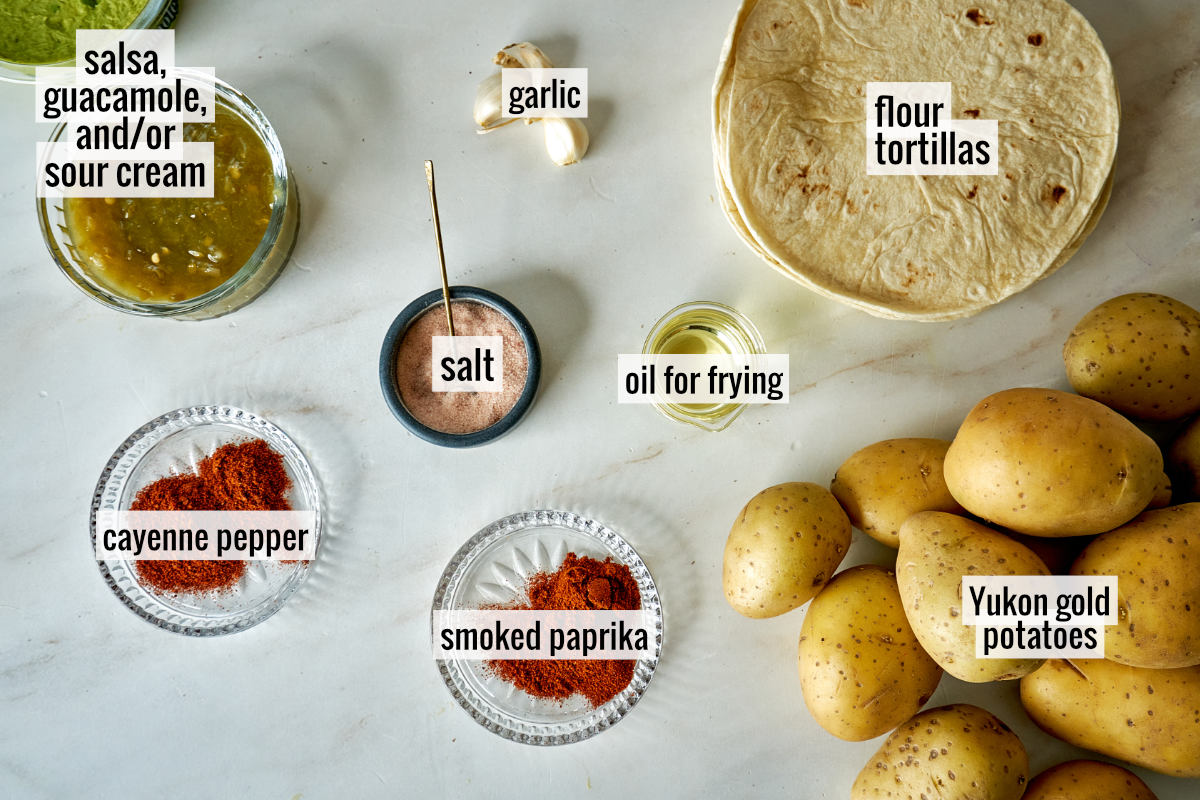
top-left (432, 510), bottom-right (663, 745)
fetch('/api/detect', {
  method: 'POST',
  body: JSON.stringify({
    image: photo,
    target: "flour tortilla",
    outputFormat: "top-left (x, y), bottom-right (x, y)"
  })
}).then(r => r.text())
top-left (714, 145), bottom-right (1113, 319)
top-left (714, 0), bottom-right (1119, 320)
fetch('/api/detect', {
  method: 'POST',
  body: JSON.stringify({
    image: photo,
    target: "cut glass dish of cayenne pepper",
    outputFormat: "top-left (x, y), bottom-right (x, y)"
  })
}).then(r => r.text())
top-left (92, 405), bottom-right (321, 636)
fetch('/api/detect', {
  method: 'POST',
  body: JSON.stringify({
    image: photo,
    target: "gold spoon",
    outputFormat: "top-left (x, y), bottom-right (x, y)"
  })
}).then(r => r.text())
top-left (424, 160), bottom-right (455, 336)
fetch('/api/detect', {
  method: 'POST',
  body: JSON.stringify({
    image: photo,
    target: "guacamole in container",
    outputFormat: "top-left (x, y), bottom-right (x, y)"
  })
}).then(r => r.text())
top-left (0, 0), bottom-right (177, 82)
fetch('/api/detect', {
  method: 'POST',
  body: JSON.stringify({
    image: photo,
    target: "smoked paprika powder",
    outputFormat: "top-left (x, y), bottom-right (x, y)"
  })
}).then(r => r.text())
top-left (487, 553), bottom-right (642, 708)
top-left (130, 438), bottom-right (292, 594)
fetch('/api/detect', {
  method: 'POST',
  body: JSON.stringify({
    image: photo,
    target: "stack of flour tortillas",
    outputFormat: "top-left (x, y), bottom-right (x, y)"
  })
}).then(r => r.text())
top-left (713, 0), bottom-right (1119, 320)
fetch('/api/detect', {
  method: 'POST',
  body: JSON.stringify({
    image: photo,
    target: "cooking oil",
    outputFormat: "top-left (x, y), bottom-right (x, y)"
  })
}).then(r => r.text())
top-left (642, 301), bottom-right (766, 431)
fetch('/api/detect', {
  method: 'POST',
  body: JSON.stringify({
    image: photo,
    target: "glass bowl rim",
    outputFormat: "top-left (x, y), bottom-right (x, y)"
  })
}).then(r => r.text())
top-left (641, 299), bottom-right (767, 356)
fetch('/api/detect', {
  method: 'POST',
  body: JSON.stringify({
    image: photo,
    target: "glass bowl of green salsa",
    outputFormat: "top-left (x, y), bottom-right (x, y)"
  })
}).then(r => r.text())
top-left (0, 0), bottom-right (178, 83)
top-left (36, 73), bottom-right (300, 320)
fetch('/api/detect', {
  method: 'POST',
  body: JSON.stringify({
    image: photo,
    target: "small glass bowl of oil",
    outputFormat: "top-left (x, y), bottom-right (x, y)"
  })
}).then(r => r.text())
top-left (642, 301), bottom-right (767, 431)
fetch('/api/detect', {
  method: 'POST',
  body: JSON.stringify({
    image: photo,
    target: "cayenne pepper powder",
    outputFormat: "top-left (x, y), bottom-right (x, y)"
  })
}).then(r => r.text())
top-left (487, 553), bottom-right (641, 708)
top-left (130, 439), bottom-right (292, 594)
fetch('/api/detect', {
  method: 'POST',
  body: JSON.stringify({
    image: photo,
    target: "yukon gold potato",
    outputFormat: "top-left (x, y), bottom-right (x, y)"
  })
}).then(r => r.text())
top-left (798, 565), bottom-right (941, 741)
top-left (1063, 293), bottom-right (1200, 420)
top-left (851, 704), bottom-right (1028, 800)
top-left (1023, 760), bottom-right (1158, 800)
top-left (1020, 659), bottom-right (1200, 778)
top-left (1004, 530), bottom-right (1093, 575)
top-left (1070, 503), bottom-right (1200, 668)
top-left (722, 482), bottom-right (851, 618)
top-left (897, 512), bottom-right (1049, 681)
top-left (944, 388), bottom-right (1163, 536)
top-left (830, 438), bottom-right (963, 547)
top-left (1148, 471), bottom-right (1172, 508)
top-left (1169, 415), bottom-right (1200, 501)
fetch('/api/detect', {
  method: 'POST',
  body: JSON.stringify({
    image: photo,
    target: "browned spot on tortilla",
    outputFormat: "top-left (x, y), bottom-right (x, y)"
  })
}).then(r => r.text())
top-left (966, 8), bottom-right (994, 26)
top-left (783, 163), bottom-right (828, 197)
top-left (1027, 33), bottom-right (1044, 46)
top-left (847, 0), bottom-right (868, 7)
top-left (900, 263), bottom-right (934, 288)
top-left (1045, 184), bottom-right (1068, 204)
top-left (966, 185), bottom-right (978, 200)
top-left (963, 108), bottom-right (981, 118)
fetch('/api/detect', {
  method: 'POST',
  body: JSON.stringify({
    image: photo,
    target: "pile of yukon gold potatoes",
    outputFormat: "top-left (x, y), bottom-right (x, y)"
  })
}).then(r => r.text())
top-left (722, 293), bottom-right (1200, 799)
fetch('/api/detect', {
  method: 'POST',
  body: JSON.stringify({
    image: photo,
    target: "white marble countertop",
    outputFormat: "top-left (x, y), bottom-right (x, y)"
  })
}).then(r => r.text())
top-left (1, 1), bottom-right (1197, 797)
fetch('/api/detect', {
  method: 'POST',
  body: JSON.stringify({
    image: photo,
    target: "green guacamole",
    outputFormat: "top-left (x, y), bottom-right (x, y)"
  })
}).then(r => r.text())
top-left (0, 0), bottom-right (148, 65)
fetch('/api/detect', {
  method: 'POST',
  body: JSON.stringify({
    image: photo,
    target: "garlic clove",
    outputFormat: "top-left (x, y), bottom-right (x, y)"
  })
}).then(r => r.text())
top-left (543, 117), bottom-right (589, 166)
top-left (473, 71), bottom-right (504, 129)
top-left (477, 42), bottom-right (588, 163)
top-left (495, 42), bottom-right (554, 69)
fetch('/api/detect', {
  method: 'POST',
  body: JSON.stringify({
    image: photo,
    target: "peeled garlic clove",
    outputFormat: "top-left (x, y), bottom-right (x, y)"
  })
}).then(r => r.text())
top-left (473, 72), bottom-right (504, 129)
top-left (543, 118), bottom-right (589, 166)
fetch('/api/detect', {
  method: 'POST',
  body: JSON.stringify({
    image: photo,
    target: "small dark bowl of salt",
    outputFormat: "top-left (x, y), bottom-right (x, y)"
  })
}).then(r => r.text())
top-left (380, 286), bottom-right (541, 448)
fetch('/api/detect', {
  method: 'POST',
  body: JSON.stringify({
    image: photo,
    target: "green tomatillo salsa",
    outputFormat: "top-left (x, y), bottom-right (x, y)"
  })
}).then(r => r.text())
top-left (65, 107), bottom-right (277, 304)
top-left (0, 0), bottom-right (149, 66)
